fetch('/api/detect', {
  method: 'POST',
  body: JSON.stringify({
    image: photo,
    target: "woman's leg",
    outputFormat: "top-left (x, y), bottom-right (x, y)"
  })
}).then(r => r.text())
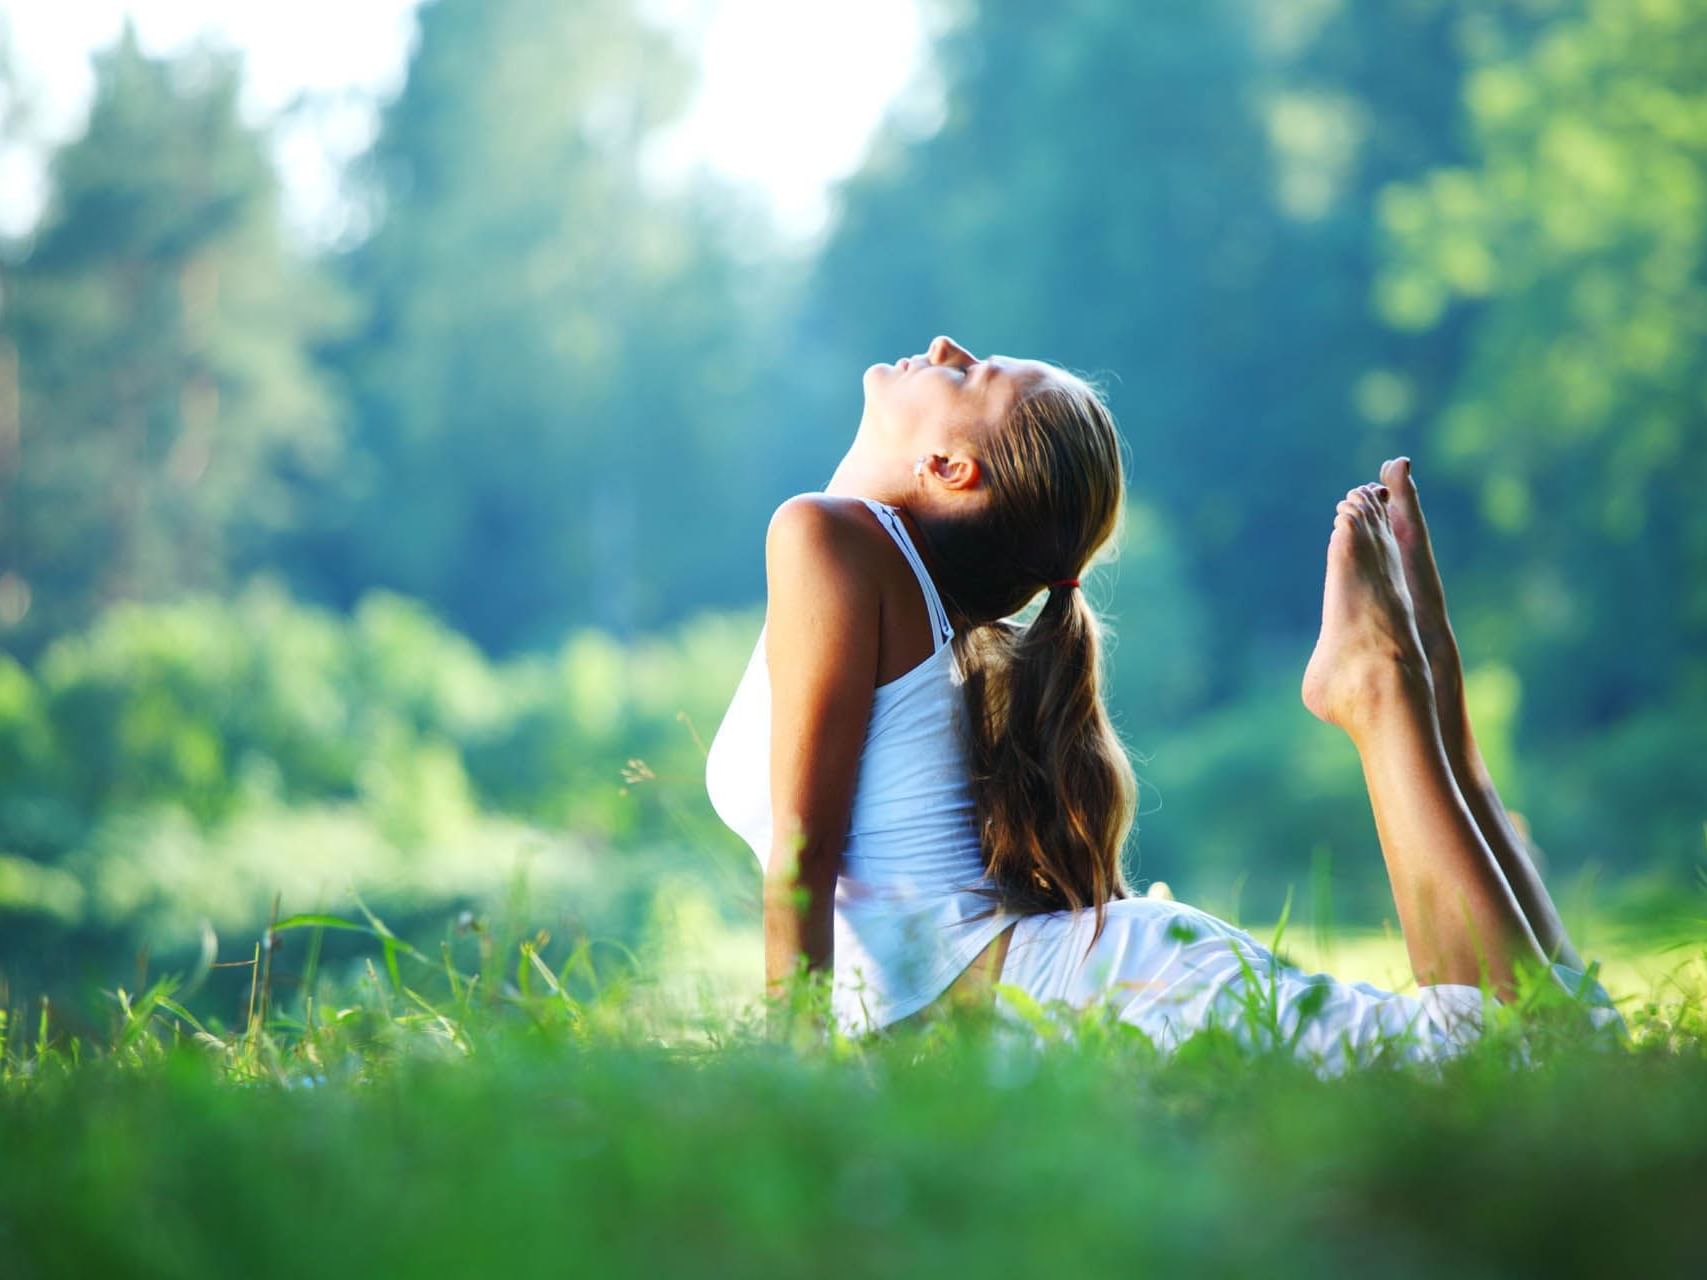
top-left (1303, 481), bottom-right (1549, 1002)
top-left (1378, 457), bottom-right (1583, 971)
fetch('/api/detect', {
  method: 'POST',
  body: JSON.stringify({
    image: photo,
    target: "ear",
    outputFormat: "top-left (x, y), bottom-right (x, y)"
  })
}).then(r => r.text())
top-left (932, 452), bottom-right (982, 492)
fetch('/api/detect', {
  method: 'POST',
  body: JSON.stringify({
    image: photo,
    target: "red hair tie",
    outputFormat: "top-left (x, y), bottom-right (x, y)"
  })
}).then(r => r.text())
top-left (1048, 577), bottom-right (1080, 590)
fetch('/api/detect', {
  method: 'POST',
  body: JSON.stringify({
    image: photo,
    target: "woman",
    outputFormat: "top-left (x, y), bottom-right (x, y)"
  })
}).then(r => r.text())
top-left (704, 334), bottom-right (1621, 1070)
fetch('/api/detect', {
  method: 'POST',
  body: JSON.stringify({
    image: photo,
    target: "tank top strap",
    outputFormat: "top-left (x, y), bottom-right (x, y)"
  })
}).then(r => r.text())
top-left (858, 498), bottom-right (954, 651)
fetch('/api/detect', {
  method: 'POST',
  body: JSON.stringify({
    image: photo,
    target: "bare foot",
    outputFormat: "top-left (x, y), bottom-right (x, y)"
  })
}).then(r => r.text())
top-left (1301, 481), bottom-right (1433, 740)
top-left (1378, 457), bottom-right (1463, 687)
top-left (1372, 457), bottom-right (1481, 761)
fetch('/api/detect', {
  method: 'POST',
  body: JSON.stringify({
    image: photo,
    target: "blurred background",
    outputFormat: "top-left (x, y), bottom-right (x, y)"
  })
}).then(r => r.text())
top-left (0, 0), bottom-right (1702, 1021)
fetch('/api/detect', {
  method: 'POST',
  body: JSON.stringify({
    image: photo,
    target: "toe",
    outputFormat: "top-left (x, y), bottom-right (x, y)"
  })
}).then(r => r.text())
top-left (1380, 458), bottom-right (1412, 492)
top-left (1353, 485), bottom-right (1390, 527)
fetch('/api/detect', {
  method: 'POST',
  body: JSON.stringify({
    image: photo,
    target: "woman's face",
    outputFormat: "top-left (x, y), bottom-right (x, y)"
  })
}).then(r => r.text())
top-left (861, 334), bottom-right (1059, 454)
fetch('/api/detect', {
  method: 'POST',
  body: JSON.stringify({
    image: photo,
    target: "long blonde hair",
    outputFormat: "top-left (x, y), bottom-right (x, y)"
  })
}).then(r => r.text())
top-left (914, 370), bottom-right (1137, 951)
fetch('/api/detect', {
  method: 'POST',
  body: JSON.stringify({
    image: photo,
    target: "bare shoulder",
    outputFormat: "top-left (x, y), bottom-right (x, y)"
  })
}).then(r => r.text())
top-left (763, 494), bottom-right (888, 671)
top-left (765, 492), bottom-right (881, 548)
top-left (764, 493), bottom-right (886, 585)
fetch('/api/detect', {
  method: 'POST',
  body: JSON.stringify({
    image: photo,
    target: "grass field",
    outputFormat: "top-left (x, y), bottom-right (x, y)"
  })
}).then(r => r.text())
top-left (2, 899), bottom-right (1705, 1279)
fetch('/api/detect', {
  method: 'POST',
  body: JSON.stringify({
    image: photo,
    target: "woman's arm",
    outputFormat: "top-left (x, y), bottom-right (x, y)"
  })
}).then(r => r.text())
top-left (761, 495), bottom-right (880, 1028)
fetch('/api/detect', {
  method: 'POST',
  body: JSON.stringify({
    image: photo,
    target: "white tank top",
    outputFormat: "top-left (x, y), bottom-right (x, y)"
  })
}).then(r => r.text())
top-left (704, 496), bottom-right (1020, 1035)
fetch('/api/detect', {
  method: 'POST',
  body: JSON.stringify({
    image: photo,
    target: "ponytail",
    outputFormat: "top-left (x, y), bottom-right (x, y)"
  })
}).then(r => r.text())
top-left (956, 585), bottom-right (1137, 951)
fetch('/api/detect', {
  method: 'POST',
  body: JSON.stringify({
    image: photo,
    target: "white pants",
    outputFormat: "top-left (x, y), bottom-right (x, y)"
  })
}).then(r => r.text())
top-left (991, 897), bottom-right (1625, 1075)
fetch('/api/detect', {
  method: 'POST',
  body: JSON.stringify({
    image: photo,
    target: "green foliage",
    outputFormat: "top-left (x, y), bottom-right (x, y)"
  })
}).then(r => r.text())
top-left (0, 582), bottom-right (758, 957)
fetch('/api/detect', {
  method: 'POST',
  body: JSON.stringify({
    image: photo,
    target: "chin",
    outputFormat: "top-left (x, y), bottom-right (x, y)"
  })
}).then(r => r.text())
top-left (863, 357), bottom-right (908, 403)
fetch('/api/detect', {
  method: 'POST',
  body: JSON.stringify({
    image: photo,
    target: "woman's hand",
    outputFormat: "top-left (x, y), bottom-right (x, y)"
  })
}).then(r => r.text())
top-left (762, 947), bottom-right (836, 1049)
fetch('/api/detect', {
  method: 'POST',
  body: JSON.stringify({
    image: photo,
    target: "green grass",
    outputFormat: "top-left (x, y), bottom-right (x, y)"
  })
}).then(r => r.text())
top-left (2, 903), bottom-right (1706, 1279)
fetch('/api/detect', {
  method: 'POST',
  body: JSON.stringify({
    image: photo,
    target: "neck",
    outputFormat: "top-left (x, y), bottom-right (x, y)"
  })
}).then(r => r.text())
top-left (823, 443), bottom-right (914, 506)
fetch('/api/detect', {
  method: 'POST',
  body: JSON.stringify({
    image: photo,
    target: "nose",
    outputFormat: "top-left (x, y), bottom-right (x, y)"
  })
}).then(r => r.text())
top-left (927, 335), bottom-right (976, 368)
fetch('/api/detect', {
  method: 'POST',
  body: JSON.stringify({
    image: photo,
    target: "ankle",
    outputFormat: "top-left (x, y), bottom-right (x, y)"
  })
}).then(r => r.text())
top-left (1344, 656), bottom-right (1437, 750)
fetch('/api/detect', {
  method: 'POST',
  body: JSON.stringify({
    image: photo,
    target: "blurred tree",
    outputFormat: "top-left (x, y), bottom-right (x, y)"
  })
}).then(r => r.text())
top-left (1375, 0), bottom-right (1707, 738)
top-left (309, 0), bottom-right (777, 652)
top-left (0, 27), bottom-right (345, 660)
